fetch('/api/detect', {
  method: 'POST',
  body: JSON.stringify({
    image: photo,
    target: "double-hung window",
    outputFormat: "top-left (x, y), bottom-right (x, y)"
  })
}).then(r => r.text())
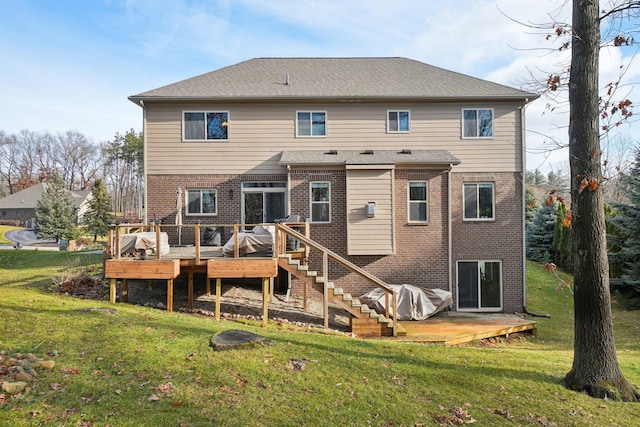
top-left (297, 111), bottom-right (326, 137)
top-left (388, 110), bottom-right (410, 133)
top-left (187, 189), bottom-right (217, 215)
top-left (463, 183), bottom-right (494, 220)
top-left (310, 182), bottom-right (331, 223)
top-left (462, 109), bottom-right (493, 138)
top-left (183, 111), bottom-right (229, 141)
top-left (408, 181), bottom-right (428, 222)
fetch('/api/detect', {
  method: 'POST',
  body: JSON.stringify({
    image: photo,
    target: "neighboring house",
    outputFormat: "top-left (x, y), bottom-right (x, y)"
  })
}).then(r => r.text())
top-left (129, 57), bottom-right (538, 313)
top-left (0, 183), bottom-right (91, 227)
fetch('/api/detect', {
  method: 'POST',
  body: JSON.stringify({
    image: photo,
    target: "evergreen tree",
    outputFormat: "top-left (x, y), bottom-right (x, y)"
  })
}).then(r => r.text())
top-left (35, 174), bottom-right (76, 242)
top-left (526, 201), bottom-right (557, 263)
top-left (82, 178), bottom-right (112, 242)
top-left (525, 187), bottom-right (540, 227)
top-left (553, 201), bottom-right (573, 272)
top-left (607, 147), bottom-right (640, 309)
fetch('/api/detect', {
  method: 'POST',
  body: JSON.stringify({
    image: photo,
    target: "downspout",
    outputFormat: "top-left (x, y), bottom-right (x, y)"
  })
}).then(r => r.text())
top-left (447, 163), bottom-right (453, 297)
top-left (286, 164), bottom-right (291, 216)
top-left (141, 100), bottom-right (148, 224)
top-left (520, 101), bottom-right (528, 311)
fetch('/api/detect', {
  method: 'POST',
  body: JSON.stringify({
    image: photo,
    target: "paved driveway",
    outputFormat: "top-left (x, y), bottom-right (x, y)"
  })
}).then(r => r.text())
top-left (4, 229), bottom-right (58, 250)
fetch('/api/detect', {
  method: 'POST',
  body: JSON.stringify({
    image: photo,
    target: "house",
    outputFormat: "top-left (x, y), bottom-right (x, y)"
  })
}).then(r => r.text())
top-left (128, 57), bottom-right (538, 313)
top-left (0, 183), bottom-right (92, 227)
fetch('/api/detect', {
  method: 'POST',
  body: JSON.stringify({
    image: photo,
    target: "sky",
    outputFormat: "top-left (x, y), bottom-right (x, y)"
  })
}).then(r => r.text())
top-left (1, 0), bottom-right (638, 173)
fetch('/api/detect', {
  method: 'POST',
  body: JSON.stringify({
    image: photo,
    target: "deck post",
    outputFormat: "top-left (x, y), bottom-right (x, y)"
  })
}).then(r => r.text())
top-left (188, 272), bottom-right (194, 309)
top-left (215, 278), bottom-right (221, 320)
top-left (206, 277), bottom-right (211, 296)
top-left (262, 277), bottom-right (269, 325)
top-left (323, 252), bottom-right (329, 329)
top-left (155, 224), bottom-right (161, 260)
top-left (167, 279), bottom-right (173, 312)
top-left (109, 278), bottom-right (117, 303)
top-left (195, 223), bottom-right (200, 264)
top-left (115, 226), bottom-right (121, 259)
top-left (233, 224), bottom-right (239, 258)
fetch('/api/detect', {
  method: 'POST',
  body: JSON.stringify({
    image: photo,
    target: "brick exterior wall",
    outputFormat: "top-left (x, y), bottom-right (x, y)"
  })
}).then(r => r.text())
top-left (146, 169), bottom-right (525, 313)
top-left (450, 172), bottom-right (525, 313)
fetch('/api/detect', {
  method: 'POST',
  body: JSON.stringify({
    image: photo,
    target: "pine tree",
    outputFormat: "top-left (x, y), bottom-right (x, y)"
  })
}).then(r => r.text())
top-left (607, 147), bottom-right (640, 309)
top-left (35, 175), bottom-right (76, 242)
top-left (525, 187), bottom-right (540, 227)
top-left (526, 201), bottom-right (557, 263)
top-left (82, 178), bottom-right (112, 242)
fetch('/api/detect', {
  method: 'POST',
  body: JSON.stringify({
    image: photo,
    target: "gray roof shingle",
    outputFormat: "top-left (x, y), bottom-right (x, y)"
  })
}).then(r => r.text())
top-left (279, 149), bottom-right (460, 167)
top-left (130, 57), bottom-right (537, 103)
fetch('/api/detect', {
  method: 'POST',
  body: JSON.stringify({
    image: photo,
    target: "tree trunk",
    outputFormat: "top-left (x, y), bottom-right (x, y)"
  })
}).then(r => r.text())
top-left (564, 0), bottom-right (639, 401)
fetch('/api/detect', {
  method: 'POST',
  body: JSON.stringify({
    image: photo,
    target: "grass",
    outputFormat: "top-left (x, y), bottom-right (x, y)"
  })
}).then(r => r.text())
top-left (1, 254), bottom-right (639, 426)
top-left (0, 225), bottom-right (22, 244)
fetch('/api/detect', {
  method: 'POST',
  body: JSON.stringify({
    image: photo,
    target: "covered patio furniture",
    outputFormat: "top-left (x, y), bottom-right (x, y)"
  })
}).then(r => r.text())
top-left (360, 284), bottom-right (453, 321)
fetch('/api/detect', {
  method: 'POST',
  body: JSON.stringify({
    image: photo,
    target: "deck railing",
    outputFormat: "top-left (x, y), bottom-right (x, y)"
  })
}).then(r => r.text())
top-left (107, 221), bottom-right (310, 261)
top-left (274, 223), bottom-right (398, 335)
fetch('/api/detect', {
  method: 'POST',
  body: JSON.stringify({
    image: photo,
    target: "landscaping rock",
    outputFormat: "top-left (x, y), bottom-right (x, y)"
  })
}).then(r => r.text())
top-left (2, 381), bottom-right (28, 394)
top-left (35, 360), bottom-right (55, 369)
top-left (210, 329), bottom-right (273, 351)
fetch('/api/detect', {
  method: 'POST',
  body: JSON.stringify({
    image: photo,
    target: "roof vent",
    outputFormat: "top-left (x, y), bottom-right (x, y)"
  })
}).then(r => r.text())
top-left (325, 150), bottom-right (338, 155)
top-left (285, 74), bottom-right (290, 86)
top-left (361, 150), bottom-right (374, 155)
top-left (399, 149), bottom-right (412, 154)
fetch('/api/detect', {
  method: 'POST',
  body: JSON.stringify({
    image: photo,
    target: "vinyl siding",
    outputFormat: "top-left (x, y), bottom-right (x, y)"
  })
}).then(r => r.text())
top-left (143, 101), bottom-right (523, 174)
top-left (346, 168), bottom-right (394, 255)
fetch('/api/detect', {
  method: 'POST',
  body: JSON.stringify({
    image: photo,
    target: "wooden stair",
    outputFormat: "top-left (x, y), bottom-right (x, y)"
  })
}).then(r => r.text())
top-left (278, 254), bottom-right (405, 337)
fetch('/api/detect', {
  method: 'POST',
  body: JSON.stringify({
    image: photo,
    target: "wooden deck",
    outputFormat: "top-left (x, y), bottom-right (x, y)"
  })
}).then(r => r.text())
top-left (390, 312), bottom-right (537, 345)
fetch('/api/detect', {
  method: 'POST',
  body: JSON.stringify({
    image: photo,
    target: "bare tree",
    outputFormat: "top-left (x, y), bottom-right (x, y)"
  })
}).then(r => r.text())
top-left (563, 0), bottom-right (639, 401)
top-left (55, 130), bottom-right (99, 190)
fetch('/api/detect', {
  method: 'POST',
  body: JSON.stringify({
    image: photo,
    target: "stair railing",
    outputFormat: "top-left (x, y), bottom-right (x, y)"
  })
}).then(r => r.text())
top-left (275, 223), bottom-right (398, 336)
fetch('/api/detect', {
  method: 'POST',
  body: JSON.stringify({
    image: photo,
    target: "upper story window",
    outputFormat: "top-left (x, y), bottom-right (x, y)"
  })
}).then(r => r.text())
top-left (297, 111), bottom-right (326, 137)
top-left (187, 189), bottom-right (217, 215)
top-left (408, 181), bottom-right (428, 222)
top-left (310, 182), bottom-right (331, 223)
top-left (183, 111), bottom-right (229, 141)
top-left (388, 110), bottom-right (410, 133)
top-left (462, 109), bottom-right (493, 138)
top-left (463, 182), bottom-right (494, 220)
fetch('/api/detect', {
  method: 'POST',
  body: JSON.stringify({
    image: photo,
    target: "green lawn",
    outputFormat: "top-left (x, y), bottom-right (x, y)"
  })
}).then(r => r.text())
top-left (1, 253), bottom-right (639, 426)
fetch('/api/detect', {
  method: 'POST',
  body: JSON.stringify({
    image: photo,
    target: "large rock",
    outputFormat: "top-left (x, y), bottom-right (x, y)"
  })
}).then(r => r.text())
top-left (210, 329), bottom-right (273, 351)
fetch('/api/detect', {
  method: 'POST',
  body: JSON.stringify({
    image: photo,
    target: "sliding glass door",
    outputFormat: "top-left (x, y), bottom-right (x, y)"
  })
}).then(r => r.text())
top-left (457, 260), bottom-right (502, 311)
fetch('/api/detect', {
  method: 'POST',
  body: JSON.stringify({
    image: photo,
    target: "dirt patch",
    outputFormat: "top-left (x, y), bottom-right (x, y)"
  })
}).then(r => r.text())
top-left (119, 276), bottom-right (351, 332)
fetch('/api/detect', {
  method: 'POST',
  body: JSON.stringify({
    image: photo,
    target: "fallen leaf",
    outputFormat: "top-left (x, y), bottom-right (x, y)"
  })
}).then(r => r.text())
top-left (148, 394), bottom-right (160, 402)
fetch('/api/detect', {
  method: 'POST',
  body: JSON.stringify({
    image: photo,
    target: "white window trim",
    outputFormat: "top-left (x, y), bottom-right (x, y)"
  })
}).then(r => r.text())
top-left (407, 180), bottom-right (428, 223)
top-left (309, 181), bottom-right (331, 223)
top-left (461, 108), bottom-right (494, 139)
top-left (456, 260), bottom-right (503, 312)
top-left (296, 110), bottom-right (327, 138)
top-left (185, 188), bottom-right (218, 216)
top-left (387, 110), bottom-right (411, 133)
top-left (462, 182), bottom-right (495, 221)
top-left (182, 110), bottom-right (230, 142)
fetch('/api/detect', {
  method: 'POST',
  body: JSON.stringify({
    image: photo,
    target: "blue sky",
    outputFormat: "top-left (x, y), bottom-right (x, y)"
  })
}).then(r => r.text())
top-left (1, 0), bottom-right (636, 172)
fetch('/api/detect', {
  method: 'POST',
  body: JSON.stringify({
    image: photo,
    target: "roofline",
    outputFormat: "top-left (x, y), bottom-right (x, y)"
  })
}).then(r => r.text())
top-left (128, 93), bottom-right (539, 107)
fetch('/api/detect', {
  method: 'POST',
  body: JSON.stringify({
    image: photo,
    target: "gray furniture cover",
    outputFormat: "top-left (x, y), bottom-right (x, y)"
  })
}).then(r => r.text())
top-left (222, 225), bottom-right (273, 257)
top-left (360, 284), bottom-right (453, 320)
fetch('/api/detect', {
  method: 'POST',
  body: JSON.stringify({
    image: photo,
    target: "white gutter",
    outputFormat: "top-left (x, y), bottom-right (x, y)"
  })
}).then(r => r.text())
top-left (448, 163), bottom-right (454, 296)
top-left (521, 100), bottom-right (528, 310)
top-left (142, 100), bottom-right (148, 224)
